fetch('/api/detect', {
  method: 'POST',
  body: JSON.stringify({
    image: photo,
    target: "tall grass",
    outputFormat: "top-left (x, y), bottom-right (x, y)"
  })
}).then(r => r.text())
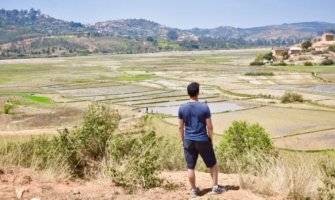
top-left (216, 120), bottom-right (334, 199)
top-left (239, 152), bottom-right (328, 199)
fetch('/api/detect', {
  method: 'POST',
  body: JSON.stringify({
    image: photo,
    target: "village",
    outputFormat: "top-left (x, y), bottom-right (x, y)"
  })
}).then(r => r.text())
top-left (272, 32), bottom-right (335, 65)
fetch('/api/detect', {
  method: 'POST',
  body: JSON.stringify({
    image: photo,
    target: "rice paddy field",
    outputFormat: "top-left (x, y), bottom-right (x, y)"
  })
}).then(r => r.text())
top-left (1, 48), bottom-right (335, 152)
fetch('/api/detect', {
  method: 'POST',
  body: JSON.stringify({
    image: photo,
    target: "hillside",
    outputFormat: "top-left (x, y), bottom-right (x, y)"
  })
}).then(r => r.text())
top-left (189, 22), bottom-right (335, 41)
top-left (0, 9), bottom-right (87, 43)
top-left (1, 8), bottom-right (335, 59)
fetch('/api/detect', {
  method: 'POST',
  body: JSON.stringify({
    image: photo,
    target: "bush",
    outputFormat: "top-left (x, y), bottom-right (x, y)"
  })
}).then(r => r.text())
top-left (0, 102), bottom-right (164, 191)
top-left (104, 132), bottom-right (162, 192)
top-left (3, 98), bottom-right (15, 114)
top-left (250, 52), bottom-right (274, 66)
top-left (281, 92), bottom-right (304, 103)
top-left (76, 103), bottom-right (120, 162)
top-left (301, 40), bottom-right (312, 50)
top-left (321, 59), bottom-right (334, 66)
top-left (328, 45), bottom-right (335, 53)
top-left (250, 61), bottom-right (264, 66)
top-left (217, 121), bottom-right (274, 173)
top-left (304, 61), bottom-right (313, 66)
top-left (273, 61), bottom-right (287, 66)
top-left (281, 51), bottom-right (289, 60)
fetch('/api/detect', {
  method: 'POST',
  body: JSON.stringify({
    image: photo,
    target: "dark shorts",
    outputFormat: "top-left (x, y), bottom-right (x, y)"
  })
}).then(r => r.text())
top-left (183, 139), bottom-right (217, 169)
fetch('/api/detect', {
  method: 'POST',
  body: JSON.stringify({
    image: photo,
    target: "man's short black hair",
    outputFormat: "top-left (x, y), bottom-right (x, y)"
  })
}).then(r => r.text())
top-left (187, 82), bottom-right (200, 97)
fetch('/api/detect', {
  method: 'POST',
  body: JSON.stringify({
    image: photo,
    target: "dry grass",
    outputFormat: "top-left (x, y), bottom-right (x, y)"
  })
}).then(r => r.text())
top-left (240, 151), bottom-right (333, 199)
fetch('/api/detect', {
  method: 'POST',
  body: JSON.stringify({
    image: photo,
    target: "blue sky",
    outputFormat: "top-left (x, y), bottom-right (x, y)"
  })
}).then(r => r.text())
top-left (1, 0), bottom-right (335, 29)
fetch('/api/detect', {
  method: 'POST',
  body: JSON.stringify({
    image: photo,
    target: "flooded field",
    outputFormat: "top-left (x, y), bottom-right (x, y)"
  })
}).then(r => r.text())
top-left (1, 49), bottom-right (335, 151)
top-left (139, 101), bottom-right (250, 116)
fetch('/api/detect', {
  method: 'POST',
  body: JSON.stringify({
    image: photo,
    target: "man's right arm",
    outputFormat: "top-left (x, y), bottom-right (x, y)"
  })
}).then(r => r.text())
top-left (206, 118), bottom-right (214, 142)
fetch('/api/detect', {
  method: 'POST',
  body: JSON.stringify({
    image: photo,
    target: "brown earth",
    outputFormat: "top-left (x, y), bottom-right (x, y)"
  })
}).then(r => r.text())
top-left (0, 168), bottom-right (286, 200)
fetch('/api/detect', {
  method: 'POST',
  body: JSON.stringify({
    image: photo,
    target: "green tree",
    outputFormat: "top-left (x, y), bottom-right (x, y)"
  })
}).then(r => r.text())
top-left (167, 30), bottom-right (178, 41)
top-left (301, 40), bottom-right (312, 49)
top-left (281, 50), bottom-right (289, 59)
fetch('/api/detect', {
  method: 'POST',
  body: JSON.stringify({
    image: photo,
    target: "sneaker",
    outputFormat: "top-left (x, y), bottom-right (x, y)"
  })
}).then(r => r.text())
top-left (191, 187), bottom-right (200, 198)
top-left (212, 185), bottom-right (226, 194)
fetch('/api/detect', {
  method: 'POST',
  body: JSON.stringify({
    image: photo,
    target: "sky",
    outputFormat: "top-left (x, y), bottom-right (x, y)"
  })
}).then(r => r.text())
top-left (1, 0), bottom-right (335, 29)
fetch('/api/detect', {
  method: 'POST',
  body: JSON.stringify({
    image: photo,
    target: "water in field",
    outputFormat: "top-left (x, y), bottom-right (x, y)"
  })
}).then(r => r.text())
top-left (306, 85), bottom-right (335, 94)
top-left (140, 101), bottom-right (245, 116)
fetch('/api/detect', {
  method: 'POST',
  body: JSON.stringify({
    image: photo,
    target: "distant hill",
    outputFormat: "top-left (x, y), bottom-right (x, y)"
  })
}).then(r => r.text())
top-left (0, 8), bottom-right (87, 43)
top-left (189, 22), bottom-right (335, 42)
top-left (0, 8), bottom-right (335, 59)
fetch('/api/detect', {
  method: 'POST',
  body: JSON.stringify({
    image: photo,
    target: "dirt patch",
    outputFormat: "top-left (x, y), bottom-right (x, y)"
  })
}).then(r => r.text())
top-left (0, 168), bottom-right (284, 200)
top-left (0, 107), bottom-right (82, 133)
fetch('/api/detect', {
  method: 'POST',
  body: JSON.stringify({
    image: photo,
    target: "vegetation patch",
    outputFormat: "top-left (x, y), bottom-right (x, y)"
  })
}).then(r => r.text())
top-left (273, 61), bottom-right (287, 66)
top-left (245, 71), bottom-right (274, 76)
top-left (18, 94), bottom-right (54, 104)
top-left (321, 58), bottom-right (334, 66)
top-left (281, 92), bottom-right (304, 103)
top-left (304, 61), bottom-right (313, 66)
top-left (250, 52), bottom-right (274, 66)
top-left (0, 103), bottom-right (163, 192)
top-left (217, 120), bottom-right (275, 173)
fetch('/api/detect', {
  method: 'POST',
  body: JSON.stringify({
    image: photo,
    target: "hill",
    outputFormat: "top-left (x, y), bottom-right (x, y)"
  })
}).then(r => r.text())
top-left (1, 8), bottom-right (335, 59)
top-left (0, 8), bottom-right (87, 43)
top-left (189, 22), bottom-right (335, 41)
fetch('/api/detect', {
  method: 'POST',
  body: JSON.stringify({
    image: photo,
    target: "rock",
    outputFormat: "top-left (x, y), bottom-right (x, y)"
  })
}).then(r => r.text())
top-left (0, 168), bottom-right (4, 175)
top-left (15, 175), bottom-right (32, 185)
top-left (15, 188), bottom-right (25, 199)
top-left (72, 189), bottom-right (80, 195)
top-left (30, 197), bottom-right (41, 200)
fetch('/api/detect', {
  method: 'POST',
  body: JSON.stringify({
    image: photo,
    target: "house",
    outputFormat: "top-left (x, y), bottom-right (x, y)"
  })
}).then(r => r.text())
top-left (288, 47), bottom-right (301, 55)
top-left (272, 48), bottom-right (287, 57)
top-left (322, 33), bottom-right (335, 42)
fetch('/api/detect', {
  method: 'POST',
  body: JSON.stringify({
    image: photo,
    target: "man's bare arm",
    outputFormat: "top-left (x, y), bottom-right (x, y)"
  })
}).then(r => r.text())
top-left (206, 118), bottom-right (214, 142)
top-left (178, 119), bottom-right (185, 143)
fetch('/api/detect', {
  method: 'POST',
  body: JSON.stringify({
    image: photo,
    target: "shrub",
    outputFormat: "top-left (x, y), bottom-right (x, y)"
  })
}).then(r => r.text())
top-left (76, 103), bottom-right (120, 166)
top-left (245, 72), bottom-right (274, 76)
top-left (328, 45), bottom-right (335, 53)
top-left (321, 59), bottom-right (334, 66)
top-left (217, 121), bottom-right (274, 173)
top-left (273, 61), bottom-right (287, 66)
top-left (104, 132), bottom-right (162, 192)
top-left (3, 98), bottom-right (15, 114)
top-left (250, 61), bottom-right (264, 66)
top-left (250, 52), bottom-right (274, 66)
top-left (304, 61), bottom-right (313, 66)
top-left (0, 103), bottom-right (163, 191)
top-left (301, 40), bottom-right (312, 50)
top-left (281, 51), bottom-right (289, 60)
top-left (281, 92), bottom-right (303, 103)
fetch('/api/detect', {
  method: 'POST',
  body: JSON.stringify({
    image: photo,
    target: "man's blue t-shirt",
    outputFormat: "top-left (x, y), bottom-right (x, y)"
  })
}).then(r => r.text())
top-left (178, 102), bottom-right (211, 141)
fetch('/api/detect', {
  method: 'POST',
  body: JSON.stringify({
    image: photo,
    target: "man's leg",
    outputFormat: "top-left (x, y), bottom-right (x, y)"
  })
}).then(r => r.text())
top-left (184, 140), bottom-right (198, 190)
top-left (210, 164), bottom-right (218, 186)
top-left (188, 169), bottom-right (196, 189)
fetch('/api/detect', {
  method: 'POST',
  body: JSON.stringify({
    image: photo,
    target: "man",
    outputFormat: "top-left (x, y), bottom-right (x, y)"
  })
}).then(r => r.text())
top-left (178, 82), bottom-right (226, 197)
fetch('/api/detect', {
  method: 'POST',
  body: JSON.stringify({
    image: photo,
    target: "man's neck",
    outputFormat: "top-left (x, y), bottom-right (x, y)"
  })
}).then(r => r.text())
top-left (189, 97), bottom-right (198, 102)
